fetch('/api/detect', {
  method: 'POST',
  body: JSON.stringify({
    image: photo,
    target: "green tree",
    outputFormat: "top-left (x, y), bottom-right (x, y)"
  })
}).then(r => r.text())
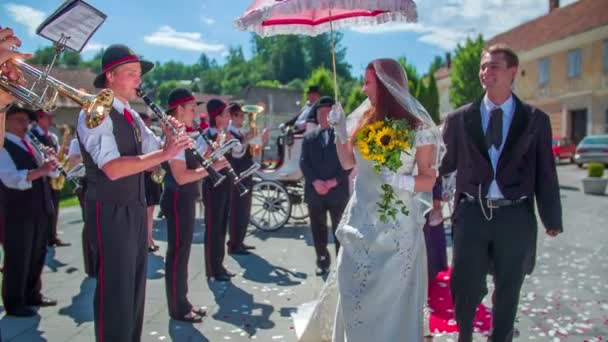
top-left (344, 84), bottom-right (366, 114)
top-left (397, 57), bottom-right (420, 92)
top-left (256, 80), bottom-right (281, 88)
top-left (157, 80), bottom-right (180, 105)
top-left (449, 34), bottom-right (485, 108)
top-left (29, 47), bottom-right (58, 66)
top-left (304, 33), bottom-right (351, 80)
top-left (61, 50), bottom-right (82, 67)
top-left (428, 55), bottom-right (444, 76)
top-left (287, 78), bottom-right (305, 92)
top-left (303, 67), bottom-right (335, 103)
top-left (425, 74), bottom-right (440, 123)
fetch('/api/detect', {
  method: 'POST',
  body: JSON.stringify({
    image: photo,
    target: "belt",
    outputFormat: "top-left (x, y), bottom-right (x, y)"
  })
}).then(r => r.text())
top-left (460, 196), bottom-right (528, 208)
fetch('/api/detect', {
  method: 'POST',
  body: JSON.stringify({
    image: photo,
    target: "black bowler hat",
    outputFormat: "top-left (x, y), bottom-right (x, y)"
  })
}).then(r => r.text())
top-left (227, 102), bottom-right (243, 115)
top-left (206, 98), bottom-right (227, 119)
top-left (93, 44), bottom-right (154, 88)
top-left (167, 88), bottom-right (204, 110)
top-left (307, 85), bottom-right (320, 94)
top-left (6, 103), bottom-right (37, 121)
top-left (309, 96), bottom-right (335, 123)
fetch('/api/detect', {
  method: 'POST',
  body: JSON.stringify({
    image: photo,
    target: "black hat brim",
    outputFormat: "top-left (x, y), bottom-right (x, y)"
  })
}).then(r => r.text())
top-left (93, 59), bottom-right (154, 88)
top-left (6, 104), bottom-right (37, 121)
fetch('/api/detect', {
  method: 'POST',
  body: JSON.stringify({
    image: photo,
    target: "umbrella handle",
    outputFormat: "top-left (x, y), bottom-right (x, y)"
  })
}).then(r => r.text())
top-left (329, 7), bottom-right (339, 103)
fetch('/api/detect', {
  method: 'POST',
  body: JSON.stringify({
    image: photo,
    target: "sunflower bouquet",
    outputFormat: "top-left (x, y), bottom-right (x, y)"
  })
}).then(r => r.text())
top-left (356, 119), bottom-right (416, 223)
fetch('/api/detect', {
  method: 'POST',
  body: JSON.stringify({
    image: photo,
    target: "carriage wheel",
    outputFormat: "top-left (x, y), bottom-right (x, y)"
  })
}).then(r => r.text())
top-left (287, 180), bottom-right (308, 221)
top-left (250, 180), bottom-right (292, 232)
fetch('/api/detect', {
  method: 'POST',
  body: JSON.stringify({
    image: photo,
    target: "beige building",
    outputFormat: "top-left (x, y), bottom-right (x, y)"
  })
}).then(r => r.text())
top-left (488, 0), bottom-right (608, 143)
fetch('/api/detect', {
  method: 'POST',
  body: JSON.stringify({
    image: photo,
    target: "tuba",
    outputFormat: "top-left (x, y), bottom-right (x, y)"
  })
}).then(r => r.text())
top-left (241, 104), bottom-right (264, 157)
top-left (0, 56), bottom-right (114, 128)
top-left (49, 125), bottom-right (71, 190)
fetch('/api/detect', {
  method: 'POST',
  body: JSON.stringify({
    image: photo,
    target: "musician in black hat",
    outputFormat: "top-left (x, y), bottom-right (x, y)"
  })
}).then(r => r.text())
top-left (77, 44), bottom-right (191, 341)
top-left (30, 110), bottom-right (71, 247)
top-left (225, 103), bottom-right (268, 255)
top-left (300, 96), bottom-right (350, 275)
top-left (161, 88), bottom-right (228, 321)
top-left (286, 85), bottom-right (321, 133)
top-left (0, 104), bottom-right (59, 317)
top-left (202, 98), bottom-right (236, 282)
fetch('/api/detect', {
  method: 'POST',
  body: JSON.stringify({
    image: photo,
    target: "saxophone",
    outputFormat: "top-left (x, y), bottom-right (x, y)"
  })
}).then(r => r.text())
top-left (49, 125), bottom-right (70, 191)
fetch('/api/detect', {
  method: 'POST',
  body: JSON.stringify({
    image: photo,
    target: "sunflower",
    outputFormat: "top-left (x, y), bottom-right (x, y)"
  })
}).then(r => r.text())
top-left (357, 140), bottom-right (371, 157)
top-left (374, 127), bottom-right (396, 150)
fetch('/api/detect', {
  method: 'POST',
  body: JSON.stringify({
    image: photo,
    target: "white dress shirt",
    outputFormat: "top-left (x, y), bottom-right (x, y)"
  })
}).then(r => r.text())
top-left (480, 94), bottom-right (515, 199)
top-left (68, 138), bottom-right (80, 157)
top-left (0, 132), bottom-right (39, 190)
top-left (295, 102), bottom-right (314, 129)
top-left (77, 98), bottom-right (162, 169)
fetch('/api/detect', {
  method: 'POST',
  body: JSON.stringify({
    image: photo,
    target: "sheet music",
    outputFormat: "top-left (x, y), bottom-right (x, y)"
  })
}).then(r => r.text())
top-left (37, 0), bottom-right (106, 52)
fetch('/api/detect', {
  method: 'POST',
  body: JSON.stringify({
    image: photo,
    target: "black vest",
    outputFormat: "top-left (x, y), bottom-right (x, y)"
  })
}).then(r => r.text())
top-left (162, 148), bottom-right (201, 199)
top-left (30, 128), bottom-right (58, 151)
top-left (0, 139), bottom-right (54, 217)
top-left (79, 108), bottom-right (146, 206)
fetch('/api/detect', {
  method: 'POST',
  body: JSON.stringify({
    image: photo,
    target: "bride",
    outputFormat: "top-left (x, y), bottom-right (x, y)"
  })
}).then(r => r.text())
top-left (292, 58), bottom-right (445, 341)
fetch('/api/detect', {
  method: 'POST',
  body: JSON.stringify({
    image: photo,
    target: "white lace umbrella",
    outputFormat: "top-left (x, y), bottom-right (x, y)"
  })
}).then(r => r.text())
top-left (235, 0), bottom-right (419, 100)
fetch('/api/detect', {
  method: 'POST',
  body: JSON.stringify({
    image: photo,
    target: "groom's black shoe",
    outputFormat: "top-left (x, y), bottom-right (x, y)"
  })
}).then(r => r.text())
top-left (315, 266), bottom-right (330, 276)
top-left (315, 255), bottom-right (330, 275)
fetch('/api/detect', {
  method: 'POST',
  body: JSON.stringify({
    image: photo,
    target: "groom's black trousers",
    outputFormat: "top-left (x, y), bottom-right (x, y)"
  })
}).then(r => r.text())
top-left (450, 199), bottom-right (537, 342)
top-left (307, 198), bottom-right (348, 264)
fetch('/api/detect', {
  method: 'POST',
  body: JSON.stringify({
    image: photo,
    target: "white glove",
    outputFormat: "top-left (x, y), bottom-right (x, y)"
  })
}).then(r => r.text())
top-left (328, 102), bottom-right (348, 144)
top-left (381, 168), bottom-right (415, 192)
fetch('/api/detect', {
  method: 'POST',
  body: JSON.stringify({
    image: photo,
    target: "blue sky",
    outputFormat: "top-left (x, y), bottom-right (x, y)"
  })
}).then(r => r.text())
top-left (1, 0), bottom-right (578, 78)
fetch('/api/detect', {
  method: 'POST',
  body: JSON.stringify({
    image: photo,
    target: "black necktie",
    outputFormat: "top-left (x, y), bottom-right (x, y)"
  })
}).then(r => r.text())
top-left (486, 107), bottom-right (503, 150)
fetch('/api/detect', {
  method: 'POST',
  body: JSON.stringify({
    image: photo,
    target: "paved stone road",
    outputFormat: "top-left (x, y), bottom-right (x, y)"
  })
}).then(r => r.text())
top-left (0, 164), bottom-right (606, 341)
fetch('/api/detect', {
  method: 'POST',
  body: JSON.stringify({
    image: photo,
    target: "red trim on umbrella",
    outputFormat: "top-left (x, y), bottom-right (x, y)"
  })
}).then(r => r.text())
top-left (262, 10), bottom-right (386, 27)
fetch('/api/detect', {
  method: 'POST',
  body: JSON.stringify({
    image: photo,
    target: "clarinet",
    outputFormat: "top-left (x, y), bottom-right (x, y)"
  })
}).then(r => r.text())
top-left (135, 88), bottom-right (226, 187)
top-left (197, 126), bottom-right (249, 197)
top-left (25, 131), bottom-right (69, 179)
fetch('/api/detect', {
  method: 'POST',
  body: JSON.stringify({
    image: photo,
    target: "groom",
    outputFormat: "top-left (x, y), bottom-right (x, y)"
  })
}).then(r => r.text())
top-left (300, 96), bottom-right (351, 275)
top-left (439, 44), bottom-right (562, 342)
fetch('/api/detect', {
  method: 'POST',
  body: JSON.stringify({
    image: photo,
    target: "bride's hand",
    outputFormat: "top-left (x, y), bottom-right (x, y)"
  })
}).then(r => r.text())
top-left (329, 102), bottom-right (348, 144)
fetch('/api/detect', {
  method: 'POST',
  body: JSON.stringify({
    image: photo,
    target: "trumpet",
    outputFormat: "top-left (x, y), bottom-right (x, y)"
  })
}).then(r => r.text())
top-left (135, 88), bottom-right (226, 187)
top-left (0, 57), bottom-right (114, 128)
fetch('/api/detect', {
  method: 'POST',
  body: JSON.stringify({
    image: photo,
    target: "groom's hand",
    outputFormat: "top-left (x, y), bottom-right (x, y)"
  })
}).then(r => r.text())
top-left (546, 228), bottom-right (561, 237)
top-left (313, 180), bottom-right (329, 195)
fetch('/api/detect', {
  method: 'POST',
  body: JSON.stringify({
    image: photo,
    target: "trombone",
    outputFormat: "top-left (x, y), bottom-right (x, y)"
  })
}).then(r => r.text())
top-left (0, 52), bottom-right (114, 128)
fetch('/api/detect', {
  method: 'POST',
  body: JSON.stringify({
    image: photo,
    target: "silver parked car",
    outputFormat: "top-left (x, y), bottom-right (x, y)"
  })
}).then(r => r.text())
top-left (573, 135), bottom-right (608, 168)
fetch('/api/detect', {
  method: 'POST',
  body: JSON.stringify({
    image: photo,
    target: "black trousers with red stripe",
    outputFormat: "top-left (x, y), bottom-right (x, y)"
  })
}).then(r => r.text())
top-left (227, 177), bottom-right (253, 250)
top-left (1, 212), bottom-right (50, 312)
top-left (77, 188), bottom-right (95, 277)
top-left (161, 189), bottom-right (196, 318)
top-left (48, 189), bottom-right (61, 244)
top-left (86, 200), bottom-right (147, 342)
top-left (202, 179), bottom-right (231, 277)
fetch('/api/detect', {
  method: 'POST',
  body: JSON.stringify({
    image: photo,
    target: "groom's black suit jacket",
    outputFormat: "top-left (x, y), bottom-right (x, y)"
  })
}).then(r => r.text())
top-left (300, 127), bottom-right (350, 206)
top-left (439, 94), bottom-right (563, 231)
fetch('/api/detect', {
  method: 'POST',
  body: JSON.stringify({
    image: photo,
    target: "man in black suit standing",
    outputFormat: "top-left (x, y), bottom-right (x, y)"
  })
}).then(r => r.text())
top-left (440, 44), bottom-right (563, 342)
top-left (300, 96), bottom-right (351, 275)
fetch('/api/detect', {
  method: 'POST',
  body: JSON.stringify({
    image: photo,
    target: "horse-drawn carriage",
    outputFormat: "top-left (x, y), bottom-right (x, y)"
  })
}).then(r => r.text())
top-left (249, 121), bottom-right (309, 232)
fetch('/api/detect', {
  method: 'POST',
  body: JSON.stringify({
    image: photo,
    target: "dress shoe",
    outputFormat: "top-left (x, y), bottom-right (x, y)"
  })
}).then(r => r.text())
top-left (209, 274), bottom-right (231, 282)
top-left (191, 306), bottom-right (207, 317)
top-left (49, 239), bottom-right (71, 247)
top-left (242, 244), bottom-right (256, 250)
top-left (315, 267), bottom-right (330, 276)
top-left (221, 269), bottom-right (236, 277)
top-left (27, 296), bottom-right (57, 307)
top-left (6, 306), bottom-right (37, 317)
top-left (173, 311), bottom-right (203, 323)
top-left (228, 247), bottom-right (250, 255)
top-left (148, 244), bottom-right (160, 253)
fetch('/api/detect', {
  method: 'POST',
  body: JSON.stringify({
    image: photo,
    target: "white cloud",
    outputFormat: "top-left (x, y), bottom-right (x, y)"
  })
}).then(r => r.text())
top-left (350, 0), bottom-right (582, 50)
top-left (82, 42), bottom-right (107, 53)
top-left (144, 26), bottom-right (226, 53)
top-left (201, 16), bottom-right (216, 25)
top-left (4, 3), bottom-right (46, 37)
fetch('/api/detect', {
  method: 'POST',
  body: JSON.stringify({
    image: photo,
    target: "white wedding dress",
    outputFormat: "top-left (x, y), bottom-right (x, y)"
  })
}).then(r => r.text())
top-left (293, 128), bottom-right (436, 342)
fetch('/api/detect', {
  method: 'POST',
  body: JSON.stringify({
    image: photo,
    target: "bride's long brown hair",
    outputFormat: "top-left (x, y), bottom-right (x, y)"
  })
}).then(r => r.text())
top-left (351, 59), bottom-right (421, 141)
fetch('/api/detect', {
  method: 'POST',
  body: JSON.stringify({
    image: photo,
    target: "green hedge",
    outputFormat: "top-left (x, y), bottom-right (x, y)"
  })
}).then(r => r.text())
top-left (588, 162), bottom-right (605, 178)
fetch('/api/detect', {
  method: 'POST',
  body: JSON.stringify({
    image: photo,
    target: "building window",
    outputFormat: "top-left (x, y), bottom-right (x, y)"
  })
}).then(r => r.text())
top-left (538, 58), bottom-right (550, 86)
top-left (604, 40), bottom-right (608, 73)
top-left (568, 49), bottom-right (582, 78)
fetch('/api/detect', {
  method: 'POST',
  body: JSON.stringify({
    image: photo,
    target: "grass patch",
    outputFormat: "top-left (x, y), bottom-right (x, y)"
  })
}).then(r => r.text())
top-left (59, 196), bottom-right (79, 208)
